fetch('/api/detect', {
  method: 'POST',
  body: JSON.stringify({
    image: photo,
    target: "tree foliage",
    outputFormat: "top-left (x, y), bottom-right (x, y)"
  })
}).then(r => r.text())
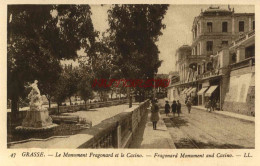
top-left (107, 4), bottom-right (169, 101)
top-left (7, 5), bottom-right (97, 112)
top-left (108, 4), bottom-right (168, 79)
top-left (77, 68), bottom-right (94, 105)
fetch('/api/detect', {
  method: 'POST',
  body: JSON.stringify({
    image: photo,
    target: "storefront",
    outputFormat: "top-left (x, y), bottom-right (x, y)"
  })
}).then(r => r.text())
top-left (196, 75), bottom-right (222, 108)
top-left (197, 86), bottom-right (208, 105)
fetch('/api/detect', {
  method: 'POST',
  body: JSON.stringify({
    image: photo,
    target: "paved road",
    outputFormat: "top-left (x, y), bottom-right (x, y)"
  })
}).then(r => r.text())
top-left (65, 103), bottom-right (137, 126)
top-left (161, 103), bottom-right (255, 149)
top-left (129, 110), bottom-right (176, 149)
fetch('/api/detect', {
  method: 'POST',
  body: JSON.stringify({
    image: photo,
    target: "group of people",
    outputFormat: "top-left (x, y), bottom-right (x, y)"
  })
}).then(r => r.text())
top-left (165, 96), bottom-right (193, 116)
top-left (164, 100), bottom-right (182, 117)
top-left (206, 99), bottom-right (217, 112)
top-left (150, 97), bottom-right (219, 130)
top-left (150, 98), bottom-right (182, 130)
top-left (150, 98), bottom-right (183, 130)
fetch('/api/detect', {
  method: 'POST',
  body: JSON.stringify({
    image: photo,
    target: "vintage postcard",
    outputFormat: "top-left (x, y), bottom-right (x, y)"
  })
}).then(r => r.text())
top-left (0, 0), bottom-right (259, 166)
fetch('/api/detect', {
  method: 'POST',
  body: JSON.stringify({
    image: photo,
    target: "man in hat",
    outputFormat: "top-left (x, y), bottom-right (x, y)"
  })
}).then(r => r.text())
top-left (165, 100), bottom-right (170, 116)
top-left (151, 98), bottom-right (159, 130)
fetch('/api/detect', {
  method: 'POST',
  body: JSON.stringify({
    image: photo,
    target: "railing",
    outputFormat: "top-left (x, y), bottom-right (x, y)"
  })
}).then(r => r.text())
top-left (232, 30), bottom-right (255, 46)
top-left (48, 99), bottom-right (128, 114)
top-left (7, 99), bottom-right (128, 128)
top-left (196, 70), bottom-right (220, 80)
top-left (229, 57), bottom-right (255, 70)
top-left (248, 30), bottom-right (255, 37)
top-left (77, 99), bottom-right (150, 148)
top-left (8, 100), bottom-right (150, 149)
top-left (188, 55), bottom-right (207, 59)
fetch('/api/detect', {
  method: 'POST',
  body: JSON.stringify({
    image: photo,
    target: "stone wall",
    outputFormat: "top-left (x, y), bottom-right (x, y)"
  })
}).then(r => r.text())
top-left (223, 67), bottom-right (255, 116)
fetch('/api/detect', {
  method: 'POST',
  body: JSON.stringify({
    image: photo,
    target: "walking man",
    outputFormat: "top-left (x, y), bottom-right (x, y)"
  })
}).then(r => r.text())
top-left (207, 99), bottom-right (212, 112)
top-left (151, 98), bottom-right (159, 130)
top-left (171, 100), bottom-right (177, 117)
top-left (176, 100), bottom-right (181, 117)
top-left (186, 98), bottom-right (192, 113)
top-left (211, 99), bottom-right (216, 111)
top-left (165, 101), bottom-right (170, 116)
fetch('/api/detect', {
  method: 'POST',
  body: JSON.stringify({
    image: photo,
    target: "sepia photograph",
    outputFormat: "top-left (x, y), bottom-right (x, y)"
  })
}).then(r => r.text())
top-left (6, 3), bottom-right (255, 150)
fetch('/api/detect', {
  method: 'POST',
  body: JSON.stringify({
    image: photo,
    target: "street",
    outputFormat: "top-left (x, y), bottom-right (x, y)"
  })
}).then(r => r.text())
top-left (162, 104), bottom-right (255, 149)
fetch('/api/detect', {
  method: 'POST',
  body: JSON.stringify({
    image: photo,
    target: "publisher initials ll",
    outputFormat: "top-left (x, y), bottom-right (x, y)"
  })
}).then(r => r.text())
top-left (244, 153), bottom-right (252, 157)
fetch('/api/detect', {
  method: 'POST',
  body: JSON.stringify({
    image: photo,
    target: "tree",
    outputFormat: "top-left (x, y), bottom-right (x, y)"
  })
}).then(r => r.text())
top-left (7, 5), bottom-right (97, 112)
top-left (107, 5), bottom-right (169, 105)
top-left (78, 75), bottom-right (94, 108)
top-left (63, 64), bottom-right (80, 105)
top-left (52, 73), bottom-right (68, 114)
top-left (87, 36), bottom-right (114, 101)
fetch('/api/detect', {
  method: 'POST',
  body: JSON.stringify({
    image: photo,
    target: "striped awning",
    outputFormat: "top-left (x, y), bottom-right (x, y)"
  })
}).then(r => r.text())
top-left (184, 87), bottom-right (193, 94)
top-left (205, 85), bottom-right (218, 96)
top-left (181, 88), bottom-right (188, 94)
top-left (197, 87), bottom-right (208, 95)
top-left (187, 88), bottom-right (197, 95)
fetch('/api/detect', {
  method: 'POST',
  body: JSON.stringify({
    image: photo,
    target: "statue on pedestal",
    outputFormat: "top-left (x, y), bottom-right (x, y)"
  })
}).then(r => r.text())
top-left (16, 80), bottom-right (57, 130)
top-left (28, 80), bottom-right (43, 111)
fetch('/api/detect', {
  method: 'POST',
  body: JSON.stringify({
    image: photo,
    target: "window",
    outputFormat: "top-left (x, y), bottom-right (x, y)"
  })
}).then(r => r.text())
top-left (206, 41), bottom-right (213, 51)
top-left (239, 21), bottom-right (244, 32)
top-left (207, 22), bottom-right (212, 32)
top-left (198, 43), bottom-right (200, 55)
top-left (231, 53), bottom-right (237, 63)
top-left (198, 65), bottom-right (201, 75)
top-left (222, 22), bottom-right (228, 32)
top-left (222, 41), bottom-right (228, 45)
top-left (207, 62), bottom-right (213, 71)
top-left (245, 45), bottom-right (255, 59)
top-left (253, 21), bottom-right (255, 30)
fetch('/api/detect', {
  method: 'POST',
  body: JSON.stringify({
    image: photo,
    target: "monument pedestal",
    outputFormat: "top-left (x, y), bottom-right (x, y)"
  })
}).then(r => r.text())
top-left (15, 80), bottom-right (58, 132)
top-left (22, 109), bottom-right (53, 128)
top-left (16, 109), bottom-right (58, 132)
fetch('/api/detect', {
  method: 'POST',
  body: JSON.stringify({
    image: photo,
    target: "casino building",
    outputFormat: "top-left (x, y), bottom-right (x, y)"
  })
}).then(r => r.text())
top-left (167, 6), bottom-right (255, 116)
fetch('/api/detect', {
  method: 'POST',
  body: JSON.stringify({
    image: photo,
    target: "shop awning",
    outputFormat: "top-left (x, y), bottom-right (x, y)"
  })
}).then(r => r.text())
top-left (181, 88), bottom-right (188, 94)
top-left (197, 87), bottom-right (208, 95)
top-left (205, 85), bottom-right (218, 96)
top-left (184, 87), bottom-right (193, 94)
top-left (187, 88), bottom-right (197, 95)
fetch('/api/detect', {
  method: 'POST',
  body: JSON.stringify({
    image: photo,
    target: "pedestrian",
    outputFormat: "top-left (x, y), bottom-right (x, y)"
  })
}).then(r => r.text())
top-left (186, 99), bottom-right (192, 113)
top-left (206, 99), bottom-right (212, 112)
top-left (216, 100), bottom-right (220, 110)
top-left (176, 100), bottom-right (181, 117)
top-left (150, 98), bottom-right (159, 130)
top-left (185, 96), bottom-right (188, 104)
top-left (165, 101), bottom-right (170, 116)
top-left (171, 100), bottom-right (177, 117)
top-left (211, 99), bottom-right (216, 111)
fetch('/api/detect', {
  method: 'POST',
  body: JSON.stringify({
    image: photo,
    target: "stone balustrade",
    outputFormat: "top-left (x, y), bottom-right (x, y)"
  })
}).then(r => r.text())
top-left (48, 99), bottom-right (128, 114)
top-left (8, 99), bottom-right (150, 149)
top-left (7, 99), bottom-right (128, 128)
top-left (231, 30), bottom-right (255, 47)
top-left (229, 57), bottom-right (255, 71)
top-left (77, 99), bottom-right (150, 148)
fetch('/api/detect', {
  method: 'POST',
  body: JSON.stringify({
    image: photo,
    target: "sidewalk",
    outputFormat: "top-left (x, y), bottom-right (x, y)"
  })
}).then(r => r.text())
top-left (193, 106), bottom-right (255, 122)
top-left (129, 110), bottom-right (176, 149)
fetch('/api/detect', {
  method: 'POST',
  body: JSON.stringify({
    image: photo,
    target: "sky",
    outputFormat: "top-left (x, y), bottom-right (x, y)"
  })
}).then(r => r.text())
top-left (66, 5), bottom-right (254, 74)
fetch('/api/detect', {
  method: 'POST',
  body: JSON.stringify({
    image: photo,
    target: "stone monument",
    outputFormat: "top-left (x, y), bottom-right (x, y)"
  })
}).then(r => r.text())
top-left (16, 80), bottom-right (57, 131)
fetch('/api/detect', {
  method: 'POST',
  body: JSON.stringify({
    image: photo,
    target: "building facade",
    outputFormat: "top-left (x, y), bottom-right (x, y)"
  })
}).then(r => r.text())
top-left (168, 6), bottom-right (255, 116)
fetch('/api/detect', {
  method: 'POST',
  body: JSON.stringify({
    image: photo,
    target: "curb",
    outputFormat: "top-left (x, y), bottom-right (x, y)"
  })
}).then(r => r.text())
top-left (192, 106), bottom-right (254, 123)
top-left (158, 112), bottom-right (176, 149)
